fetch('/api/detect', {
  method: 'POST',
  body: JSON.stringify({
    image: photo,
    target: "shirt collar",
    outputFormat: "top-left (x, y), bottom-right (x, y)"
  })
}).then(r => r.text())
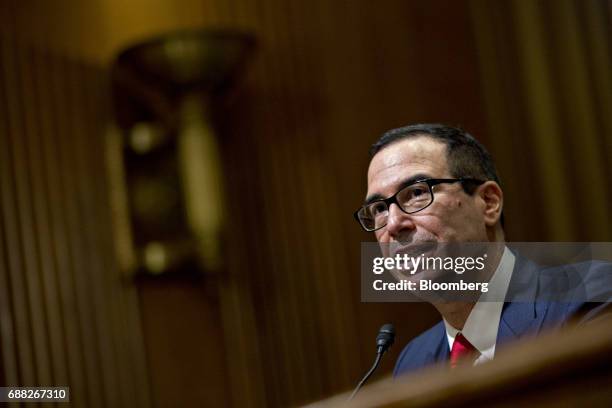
top-left (444, 246), bottom-right (515, 360)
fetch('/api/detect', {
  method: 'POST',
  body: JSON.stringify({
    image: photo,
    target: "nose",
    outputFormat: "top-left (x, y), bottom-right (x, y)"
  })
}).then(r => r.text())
top-left (385, 203), bottom-right (416, 239)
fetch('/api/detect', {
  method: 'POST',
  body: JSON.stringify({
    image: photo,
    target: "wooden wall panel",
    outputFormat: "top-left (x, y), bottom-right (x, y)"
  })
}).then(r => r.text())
top-left (206, 1), bottom-right (483, 406)
top-left (0, 13), bottom-right (151, 408)
top-left (470, 0), bottom-right (612, 241)
top-left (200, 0), bottom-right (611, 406)
top-left (2, 1), bottom-right (610, 407)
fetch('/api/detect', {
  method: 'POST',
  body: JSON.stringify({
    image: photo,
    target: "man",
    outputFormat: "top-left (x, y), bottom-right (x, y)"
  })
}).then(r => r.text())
top-left (354, 123), bottom-right (610, 375)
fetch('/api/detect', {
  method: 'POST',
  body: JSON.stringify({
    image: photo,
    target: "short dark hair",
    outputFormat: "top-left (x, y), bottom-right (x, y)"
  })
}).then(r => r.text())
top-left (370, 123), bottom-right (504, 225)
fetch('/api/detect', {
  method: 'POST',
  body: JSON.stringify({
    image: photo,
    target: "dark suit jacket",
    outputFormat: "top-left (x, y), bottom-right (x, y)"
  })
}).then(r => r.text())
top-left (394, 256), bottom-right (612, 377)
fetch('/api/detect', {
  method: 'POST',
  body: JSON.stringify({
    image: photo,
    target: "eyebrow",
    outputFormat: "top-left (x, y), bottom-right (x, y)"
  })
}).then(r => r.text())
top-left (363, 173), bottom-right (432, 205)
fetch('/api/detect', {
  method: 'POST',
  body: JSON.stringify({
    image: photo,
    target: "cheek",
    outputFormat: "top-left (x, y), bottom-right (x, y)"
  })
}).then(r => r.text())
top-left (374, 230), bottom-right (388, 243)
top-left (446, 202), bottom-right (487, 237)
top-left (419, 218), bottom-right (447, 238)
top-left (420, 200), bottom-right (472, 238)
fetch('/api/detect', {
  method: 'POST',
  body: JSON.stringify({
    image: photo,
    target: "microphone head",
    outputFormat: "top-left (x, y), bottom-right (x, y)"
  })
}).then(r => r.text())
top-left (376, 323), bottom-right (395, 353)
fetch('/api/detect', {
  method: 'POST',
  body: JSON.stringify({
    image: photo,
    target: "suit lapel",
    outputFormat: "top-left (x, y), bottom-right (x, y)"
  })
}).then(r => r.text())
top-left (498, 254), bottom-right (550, 344)
top-left (423, 322), bottom-right (450, 365)
top-left (497, 301), bottom-right (549, 344)
top-left (433, 330), bottom-right (450, 363)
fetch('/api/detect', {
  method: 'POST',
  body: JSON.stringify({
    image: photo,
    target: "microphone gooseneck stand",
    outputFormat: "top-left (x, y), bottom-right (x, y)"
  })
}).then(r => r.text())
top-left (348, 324), bottom-right (395, 401)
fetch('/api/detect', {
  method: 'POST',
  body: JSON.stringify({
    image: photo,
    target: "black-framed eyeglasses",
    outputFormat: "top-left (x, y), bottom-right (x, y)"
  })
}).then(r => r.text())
top-left (354, 178), bottom-right (485, 232)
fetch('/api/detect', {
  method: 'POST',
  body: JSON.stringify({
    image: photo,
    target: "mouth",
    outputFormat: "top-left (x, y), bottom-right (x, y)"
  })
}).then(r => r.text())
top-left (390, 241), bottom-right (439, 258)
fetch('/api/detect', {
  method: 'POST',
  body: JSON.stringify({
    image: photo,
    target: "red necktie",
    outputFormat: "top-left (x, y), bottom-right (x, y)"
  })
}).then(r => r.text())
top-left (449, 333), bottom-right (478, 368)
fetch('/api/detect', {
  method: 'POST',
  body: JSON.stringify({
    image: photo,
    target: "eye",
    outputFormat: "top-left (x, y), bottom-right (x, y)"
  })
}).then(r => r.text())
top-left (369, 202), bottom-right (387, 216)
top-left (398, 182), bottom-right (431, 205)
top-left (407, 185), bottom-right (428, 199)
top-left (412, 187), bottom-right (426, 197)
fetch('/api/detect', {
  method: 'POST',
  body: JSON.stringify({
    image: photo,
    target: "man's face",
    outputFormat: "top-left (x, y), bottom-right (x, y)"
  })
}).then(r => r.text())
top-left (366, 136), bottom-right (489, 246)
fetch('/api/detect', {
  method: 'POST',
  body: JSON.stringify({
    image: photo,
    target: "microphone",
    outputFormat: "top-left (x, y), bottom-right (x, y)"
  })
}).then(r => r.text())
top-left (349, 323), bottom-right (395, 401)
top-left (376, 323), bottom-right (395, 354)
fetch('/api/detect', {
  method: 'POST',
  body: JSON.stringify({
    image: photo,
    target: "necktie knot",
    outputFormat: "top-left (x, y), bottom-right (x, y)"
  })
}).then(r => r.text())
top-left (449, 333), bottom-right (478, 368)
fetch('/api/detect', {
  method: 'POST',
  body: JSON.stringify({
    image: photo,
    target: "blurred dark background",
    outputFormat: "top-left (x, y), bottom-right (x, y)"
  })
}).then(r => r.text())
top-left (0, 0), bottom-right (610, 406)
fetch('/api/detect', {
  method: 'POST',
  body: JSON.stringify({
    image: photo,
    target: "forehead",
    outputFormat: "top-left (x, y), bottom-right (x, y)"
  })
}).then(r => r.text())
top-left (367, 136), bottom-right (449, 194)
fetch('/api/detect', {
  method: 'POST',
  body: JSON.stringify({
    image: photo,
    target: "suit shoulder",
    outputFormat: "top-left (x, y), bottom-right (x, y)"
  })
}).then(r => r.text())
top-left (393, 321), bottom-right (446, 377)
top-left (402, 321), bottom-right (446, 350)
top-left (543, 260), bottom-right (612, 303)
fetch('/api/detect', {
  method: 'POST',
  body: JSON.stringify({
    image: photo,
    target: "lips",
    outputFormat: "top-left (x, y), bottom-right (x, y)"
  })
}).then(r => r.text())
top-left (390, 241), bottom-right (439, 258)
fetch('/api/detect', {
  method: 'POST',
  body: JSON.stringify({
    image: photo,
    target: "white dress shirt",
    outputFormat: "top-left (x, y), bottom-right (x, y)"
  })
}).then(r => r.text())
top-left (443, 246), bottom-right (515, 365)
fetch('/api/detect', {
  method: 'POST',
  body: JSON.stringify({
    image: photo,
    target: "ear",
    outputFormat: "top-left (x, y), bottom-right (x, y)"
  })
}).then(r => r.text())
top-left (478, 181), bottom-right (503, 227)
